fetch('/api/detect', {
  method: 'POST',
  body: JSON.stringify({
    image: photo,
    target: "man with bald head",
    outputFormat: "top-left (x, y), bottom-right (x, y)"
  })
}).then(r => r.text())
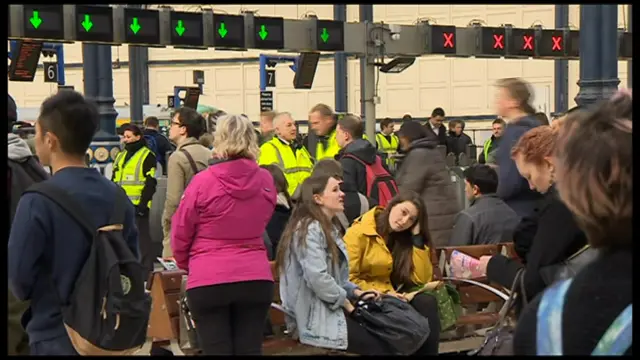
top-left (258, 112), bottom-right (313, 196)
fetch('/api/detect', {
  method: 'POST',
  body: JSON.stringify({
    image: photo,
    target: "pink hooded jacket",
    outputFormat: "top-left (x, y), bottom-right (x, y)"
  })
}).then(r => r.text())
top-left (171, 158), bottom-right (277, 290)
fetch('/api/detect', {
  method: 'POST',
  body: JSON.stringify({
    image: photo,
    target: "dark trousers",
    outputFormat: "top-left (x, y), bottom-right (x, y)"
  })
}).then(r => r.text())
top-left (136, 214), bottom-right (159, 275)
top-left (30, 335), bottom-right (78, 355)
top-left (345, 293), bottom-right (441, 356)
top-left (186, 281), bottom-right (273, 355)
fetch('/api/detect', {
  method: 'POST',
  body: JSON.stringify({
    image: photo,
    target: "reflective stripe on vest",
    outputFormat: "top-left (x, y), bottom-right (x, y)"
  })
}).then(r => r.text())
top-left (260, 139), bottom-right (313, 196)
top-left (113, 147), bottom-right (153, 206)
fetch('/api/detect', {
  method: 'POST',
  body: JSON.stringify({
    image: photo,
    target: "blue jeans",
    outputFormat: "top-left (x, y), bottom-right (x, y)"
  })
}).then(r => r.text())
top-left (30, 336), bottom-right (78, 355)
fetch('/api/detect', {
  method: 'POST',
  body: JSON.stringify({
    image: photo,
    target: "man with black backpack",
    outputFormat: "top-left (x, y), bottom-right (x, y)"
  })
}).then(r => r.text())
top-left (8, 94), bottom-right (49, 355)
top-left (335, 115), bottom-right (398, 224)
top-left (8, 91), bottom-right (148, 355)
top-left (143, 116), bottom-right (175, 176)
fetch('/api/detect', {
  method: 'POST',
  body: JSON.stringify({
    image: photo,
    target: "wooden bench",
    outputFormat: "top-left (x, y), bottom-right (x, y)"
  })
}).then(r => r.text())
top-left (143, 269), bottom-right (192, 356)
top-left (432, 243), bottom-right (520, 354)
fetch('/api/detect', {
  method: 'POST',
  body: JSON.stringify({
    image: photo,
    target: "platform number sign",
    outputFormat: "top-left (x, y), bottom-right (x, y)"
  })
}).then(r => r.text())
top-left (167, 95), bottom-right (176, 108)
top-left (43, 62), bottom-right (58, 83)
top-left (266, 69), bottom-right (276, 88)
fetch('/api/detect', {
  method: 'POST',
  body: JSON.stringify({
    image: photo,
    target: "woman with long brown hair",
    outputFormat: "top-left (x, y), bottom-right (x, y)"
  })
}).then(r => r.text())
top-left (344, 190), bottom-right (441, 355)
top-left (493, 78), bottom-right (543, 218)
top-left (513, 90), bottom-right (632, 355)
top-left (277, 175), bottom-right (395, 355)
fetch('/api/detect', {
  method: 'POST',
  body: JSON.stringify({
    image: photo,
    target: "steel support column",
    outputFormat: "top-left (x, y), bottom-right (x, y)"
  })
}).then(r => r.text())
top-left (96, 45), bottom-right (118, 137)
top-left (86, 43), bottom-right (120, 178)
top-left (82, 44), bottom-right (99, 99)
top-left (128, 4), bottom-right (145, 125)
top-left (627, 4), bottom-right (632, 89)
top-left (575, 5), bottom-right (620, 108)
top-left (334, 4), bottom-right (348, 112)
top-left (359, 5), bottom-right (373, 118)
top-left (554, 5), bottom-right (569, 113)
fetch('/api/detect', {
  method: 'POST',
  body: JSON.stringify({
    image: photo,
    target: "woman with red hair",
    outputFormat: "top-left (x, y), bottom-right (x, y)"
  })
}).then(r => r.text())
top-left (474, 125), bottom-right (587, 313)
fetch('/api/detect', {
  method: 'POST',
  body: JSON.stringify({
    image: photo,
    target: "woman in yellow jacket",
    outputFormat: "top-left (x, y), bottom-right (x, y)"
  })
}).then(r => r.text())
top-left (344, 190), bottom-right (441, 355)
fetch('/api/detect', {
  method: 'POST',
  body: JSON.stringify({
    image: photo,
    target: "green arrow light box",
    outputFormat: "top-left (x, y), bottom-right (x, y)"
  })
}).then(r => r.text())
top-left (316, 20), bottom-right (344, 51)
top-left (254, 16), bottom-right (284, 50)
top-left (74, 5), bottom-right (115, 44)
top-left (123, 7), bottom-right (160, 45)
top-left (22, 5), bottom-right (64, 40)
top-left (169, 11), bottom-right (203, 48)
top-left (212, 14), bottom-right (245, 49)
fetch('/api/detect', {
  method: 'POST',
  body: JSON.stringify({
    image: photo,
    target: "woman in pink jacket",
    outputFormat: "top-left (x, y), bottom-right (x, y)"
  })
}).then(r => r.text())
top-left (171, 114), bottom-right (277, 355)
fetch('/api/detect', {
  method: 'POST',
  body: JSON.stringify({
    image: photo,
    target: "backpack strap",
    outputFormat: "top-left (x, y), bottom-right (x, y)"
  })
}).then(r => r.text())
top-left (536, 278), bottom-right (573, 355)
top-left (25, 182), bottom-right (96, 237)
top-left (341, 154), bottom-right (373, 196)
top-left (591, 304), bottom-right (633, 356)
top-left (180, 148), bottom-right (200, 174)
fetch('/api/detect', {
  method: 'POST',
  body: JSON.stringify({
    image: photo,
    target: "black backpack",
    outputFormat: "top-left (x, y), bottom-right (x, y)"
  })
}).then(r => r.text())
top-left (24, 182), bottom-right (151, 355)
top-left (8, 157), bottom-right (49, 227)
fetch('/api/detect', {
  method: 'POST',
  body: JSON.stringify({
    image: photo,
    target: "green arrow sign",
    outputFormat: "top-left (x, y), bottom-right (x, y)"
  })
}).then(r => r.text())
top-left (130, 17), bottom-right (141, 34)
top-left (175, 20), bottom-right (185, 36)
top-left (82, 14), bottom-right (93, 32)
top-left (320, 28), bottom-right (329, 43)
top-left (218, 22), bottom-right (227, 38)
top-left (30, 10), bottom-right (43, 29)
top-left (258, 25), bottom-right (268, 40)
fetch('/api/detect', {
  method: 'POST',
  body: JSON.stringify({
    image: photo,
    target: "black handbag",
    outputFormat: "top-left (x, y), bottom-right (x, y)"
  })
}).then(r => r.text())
top-left (539, 245), bottom-right (599, 286)
top-left (469, 268), bottom-right (527, 356)
top-left (351, 291), bottom-right (431, 355)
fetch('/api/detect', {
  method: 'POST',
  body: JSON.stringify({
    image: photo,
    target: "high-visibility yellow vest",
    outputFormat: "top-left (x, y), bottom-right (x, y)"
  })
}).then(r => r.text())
top-left (483, 137), bottom-right (493, 161)
top-left (259, 138), bottom-right (313, 196)
top-left (315, 130), bottom-right (341, 162)
top-left (375, 132), bottom-right (399, 167)
top-left (113, 147), bottom-right (155, 207)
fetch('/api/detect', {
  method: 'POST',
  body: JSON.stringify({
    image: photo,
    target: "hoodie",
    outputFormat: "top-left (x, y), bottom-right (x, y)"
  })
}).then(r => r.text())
top-left (171, 157), bottom-right (277, 290)
top-left (495, 115), bottom-right (543, 218)
top-left (336, 138), bottom-right (381, 224)
top-left (8, 134), bottom-right (33, 161)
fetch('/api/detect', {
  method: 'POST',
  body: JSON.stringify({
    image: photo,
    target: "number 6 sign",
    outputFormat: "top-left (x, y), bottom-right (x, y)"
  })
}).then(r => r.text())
top-left (43, 62), bottom-right (58, 83)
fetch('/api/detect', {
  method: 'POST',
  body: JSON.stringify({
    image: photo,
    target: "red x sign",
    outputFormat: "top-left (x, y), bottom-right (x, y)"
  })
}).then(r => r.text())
top-left (443, 32), bottom-right (454, 48)
top-left (493, 34), bottom-right (504, 49)
top-left (522, 35), bottom-right (534, 50)
top-left (552, 36), bottom-right (563, 51)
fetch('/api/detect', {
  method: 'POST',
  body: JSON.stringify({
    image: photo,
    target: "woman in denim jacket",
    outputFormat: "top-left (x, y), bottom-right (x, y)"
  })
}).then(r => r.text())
top-left (276, 175), bottom-right (391, 355)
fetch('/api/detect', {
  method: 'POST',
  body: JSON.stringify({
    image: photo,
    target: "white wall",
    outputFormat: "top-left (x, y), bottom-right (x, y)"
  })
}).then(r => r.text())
top-left (9, 4), bottom-right (631, 119)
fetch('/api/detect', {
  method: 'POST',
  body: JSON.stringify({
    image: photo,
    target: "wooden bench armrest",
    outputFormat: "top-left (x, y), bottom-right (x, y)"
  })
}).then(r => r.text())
top-left (441, 277), bottom-right (509, 301)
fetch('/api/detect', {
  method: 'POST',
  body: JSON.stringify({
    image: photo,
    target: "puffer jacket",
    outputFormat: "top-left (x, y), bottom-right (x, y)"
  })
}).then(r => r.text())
top-left (395, 137), bottom-right (461, 247)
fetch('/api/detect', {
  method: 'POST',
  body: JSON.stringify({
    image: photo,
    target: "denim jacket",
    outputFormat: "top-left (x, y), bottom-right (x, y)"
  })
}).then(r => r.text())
top-left (279, 220), bottom-right (359, 350)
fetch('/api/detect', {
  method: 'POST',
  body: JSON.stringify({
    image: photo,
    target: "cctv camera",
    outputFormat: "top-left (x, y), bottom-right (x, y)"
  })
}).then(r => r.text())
top-left (389, 24), bottom-right (401, 40)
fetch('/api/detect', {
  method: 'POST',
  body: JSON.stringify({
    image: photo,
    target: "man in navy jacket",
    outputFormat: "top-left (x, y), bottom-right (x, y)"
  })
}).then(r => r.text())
top-left (495, 115), bottom-right (542, 217)
top-left (8, 91), bottom-right (140, 355)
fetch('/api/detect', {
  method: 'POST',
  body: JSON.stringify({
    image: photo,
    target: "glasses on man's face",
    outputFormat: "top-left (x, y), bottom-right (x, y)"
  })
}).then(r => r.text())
top-left (171, 121), bottom-right (182, 127)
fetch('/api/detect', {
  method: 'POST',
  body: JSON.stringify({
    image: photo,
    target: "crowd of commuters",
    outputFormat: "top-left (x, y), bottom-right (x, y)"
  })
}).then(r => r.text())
top-left (7, 78), bottom-right (632, 356)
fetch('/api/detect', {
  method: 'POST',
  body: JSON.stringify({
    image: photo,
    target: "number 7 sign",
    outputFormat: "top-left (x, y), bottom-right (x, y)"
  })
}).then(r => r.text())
top-left (266, 69), bottom-right (276, 88)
